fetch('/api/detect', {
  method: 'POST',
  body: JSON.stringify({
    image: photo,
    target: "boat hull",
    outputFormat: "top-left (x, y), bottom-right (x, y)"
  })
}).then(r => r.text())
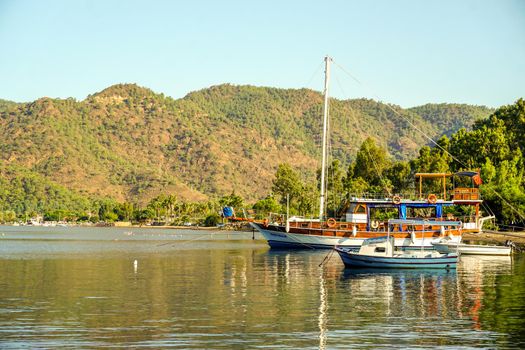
top-left (250, 222), bottom-right (458, 250)
top-left (432, 242), bottom-right (511, 256)
top-left (335, 247), bottom-right (458, 269)
top-left (253, 224), bottom-right (361, 249)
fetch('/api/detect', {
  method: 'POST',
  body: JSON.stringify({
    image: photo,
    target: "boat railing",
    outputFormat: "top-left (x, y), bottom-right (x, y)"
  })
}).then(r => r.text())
top-left (388, 218), bottom-right (463, 227)
top-left (451, 187), bottom-right (481, 201)
top-left (449, 215), bottom-right (477, 223)
top-left (348, 189), bottom-right (482, 202)
top-left (348, 191), bottom-right (423, 201)
top-left (367, 217), bottom-right (465, 232)
top-left (267, 212), bottom-right (320, 223)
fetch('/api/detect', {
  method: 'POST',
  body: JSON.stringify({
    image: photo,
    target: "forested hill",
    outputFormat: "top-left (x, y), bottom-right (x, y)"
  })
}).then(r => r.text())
top-left (0, 83), bottom-right (492, 204)
top-left (408, 103), bottom-right (493, 137)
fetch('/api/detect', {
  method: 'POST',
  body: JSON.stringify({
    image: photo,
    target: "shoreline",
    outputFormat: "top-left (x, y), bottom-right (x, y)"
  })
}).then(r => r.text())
top-left (3, 222), bottom-right (254, 233)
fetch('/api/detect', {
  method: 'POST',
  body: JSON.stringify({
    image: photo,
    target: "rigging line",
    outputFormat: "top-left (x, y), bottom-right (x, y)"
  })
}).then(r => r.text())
top-left (332, 60), bottom-right (465, 168)
top-left (333, 73), bottom-right (392, 197)
top-left (281, 227), bottom-right (317, 249)
top-left (327, 124), bottom-right (338, 216)
top-left (334, 59), bottom-right (525, 221)
top-left (485, 186), bottom-right (525, 221)
top-left (481, 200), bottom-right (495, 217)
top-left (295, 61), bottom-right (325, 120)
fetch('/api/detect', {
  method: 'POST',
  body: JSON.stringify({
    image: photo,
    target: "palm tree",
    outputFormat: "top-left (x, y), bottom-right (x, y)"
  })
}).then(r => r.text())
top-left (163, 194), bottom-right (177, 224)
top-left (148, 195), bottom-right (167, 222)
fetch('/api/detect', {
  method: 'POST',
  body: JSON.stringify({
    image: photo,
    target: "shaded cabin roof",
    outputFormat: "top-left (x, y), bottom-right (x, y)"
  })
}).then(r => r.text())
top-left (455, 171), bottom-right (479, 178)
top-left (415, 172), bottom-right (452, 178)
top-left (347, 198), bottom-right (453, 204)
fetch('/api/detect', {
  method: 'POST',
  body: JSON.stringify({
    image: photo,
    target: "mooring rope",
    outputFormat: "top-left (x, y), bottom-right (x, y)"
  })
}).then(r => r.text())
top-left (156, 232), bottom-right (214, 247)
top-left (319, 248), bottom-right (335, 267)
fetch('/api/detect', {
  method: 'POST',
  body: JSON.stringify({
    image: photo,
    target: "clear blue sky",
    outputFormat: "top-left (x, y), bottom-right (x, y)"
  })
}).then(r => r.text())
top-left (1, 0), bottom-right (523, 107)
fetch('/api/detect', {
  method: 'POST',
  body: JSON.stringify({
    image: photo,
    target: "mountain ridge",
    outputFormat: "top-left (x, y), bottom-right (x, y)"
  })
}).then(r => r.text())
top-left (0, 83), bottom-right (494, 207)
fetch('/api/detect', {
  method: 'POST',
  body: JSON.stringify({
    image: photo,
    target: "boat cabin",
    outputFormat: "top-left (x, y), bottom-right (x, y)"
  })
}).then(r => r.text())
top-left (344, 199), bottom-right (454, 231)
top-left (343, 171), bottom-right (484, 232)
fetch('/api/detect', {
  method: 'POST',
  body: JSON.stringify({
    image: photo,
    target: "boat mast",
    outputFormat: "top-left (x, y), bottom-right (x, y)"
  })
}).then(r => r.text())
top-left (319, 56), bottom-right (331, 221)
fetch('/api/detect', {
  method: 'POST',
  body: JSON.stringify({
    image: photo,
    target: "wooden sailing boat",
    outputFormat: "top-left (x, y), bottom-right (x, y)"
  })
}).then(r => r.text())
top-left (250, 56), bottom-right (490, 249)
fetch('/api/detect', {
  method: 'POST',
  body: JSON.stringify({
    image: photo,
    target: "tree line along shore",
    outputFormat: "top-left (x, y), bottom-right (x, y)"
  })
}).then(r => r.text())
top-left (0, 99), bottom-right (524, 230)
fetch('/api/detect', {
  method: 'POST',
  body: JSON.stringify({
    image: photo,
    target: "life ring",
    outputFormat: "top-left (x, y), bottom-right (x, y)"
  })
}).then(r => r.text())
top-left (370, 220), bottom-right (379, 229)
top-left (326, 218), bottom-right (337, 228)
top-left (427, 193), bottom-right (437, 204)
top-left (392, 195), bottom-right (402, 204)
top-left (263, 219), bottom-right (269, 228)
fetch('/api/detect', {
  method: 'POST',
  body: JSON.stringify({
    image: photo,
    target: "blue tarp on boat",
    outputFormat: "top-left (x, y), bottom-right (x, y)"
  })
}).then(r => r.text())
top-left (222, 206), bottom-right (235, 218)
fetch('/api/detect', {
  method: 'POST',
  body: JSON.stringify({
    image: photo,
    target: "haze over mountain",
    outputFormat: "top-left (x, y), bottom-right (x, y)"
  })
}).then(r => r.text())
top-left (0, 84), bottom-right (493, 204)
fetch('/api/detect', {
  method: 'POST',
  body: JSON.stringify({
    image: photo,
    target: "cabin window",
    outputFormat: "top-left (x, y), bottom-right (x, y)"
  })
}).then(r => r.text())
top-left (355, 205), bottom-right (366, 214)
top-left (301, 223), bottom-right (309, 228)
top-left (375, 247), bottom-right (386, 253)
top-left (340, 224), bottom-right (348, 229)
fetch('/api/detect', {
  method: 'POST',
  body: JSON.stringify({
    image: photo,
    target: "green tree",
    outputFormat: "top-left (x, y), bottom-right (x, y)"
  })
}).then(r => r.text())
top-left (253, 195), bottom-right (281, 216)
top-left (352, 137), bottom-right (391, 187)
top-left (271, 163), bottom-right (302, 206)
top-left (219, 192), bottom-right (244, 208)
top-left (136, 208), bottom-right (155, 223)
top-left (297, 181), bottom-right (319, 217)
top-left (411, 136), bottom-right (451, 174)
top-left (115, 202), bottom-right (134, 221)
top-left (148, 194), bottom-right (167, 221)
top-left (163, 194), bottom-right (177, 223)
top-left (385, 161), bottom-right (412, 194)
top-left (449, 121), bottom-right (511, 171)
top-left (97, 198), bottom-right (119, 222)
top-left (204, 213), bottom-right (220, 227)
top-left (480, 155), bottom-right (525, 224)
top-left (343, 175), bottom-right (369, 196)
top-left (319, 159), bottom-right (345, 214)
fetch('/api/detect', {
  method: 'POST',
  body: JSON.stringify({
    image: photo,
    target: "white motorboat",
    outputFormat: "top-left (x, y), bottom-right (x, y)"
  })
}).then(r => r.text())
top-left (432, 239), bottom-right (511, 256)
top-left (334, 219), bottom-right (460, 269)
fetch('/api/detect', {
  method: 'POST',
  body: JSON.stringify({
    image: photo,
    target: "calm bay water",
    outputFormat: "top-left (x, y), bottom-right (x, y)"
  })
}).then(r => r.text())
top-left (1, 226), bottom-right (524, 349)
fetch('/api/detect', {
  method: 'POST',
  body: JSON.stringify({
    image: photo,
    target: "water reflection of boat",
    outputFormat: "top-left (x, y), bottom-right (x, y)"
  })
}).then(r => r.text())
top-left (459, 254), bottom-right (512, 272)
top-left (340, 267), bottom-right (457, 279)
top-left (318, 268), bottom-right (327, 350)
top-left (456, 254), bottom-right (512, 331)
top-left (334, 219), bottom-right (459, 269)
top-left (336, 264), bottom-right (459, 321)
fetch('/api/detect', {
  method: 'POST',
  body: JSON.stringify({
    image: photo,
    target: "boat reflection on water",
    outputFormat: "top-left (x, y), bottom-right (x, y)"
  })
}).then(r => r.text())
top-left (252, 249), bottom-right (522, 347)
top-left (459, 254), bottom-right (512, 273)
top-left (339, 267), bottom-right (458, 279)
top-left (338, 267), bottom-right (458, 318)
top-left (318, 267), bottom-right (328, 350)
top-left (457, 255), bottom-right (513, 331)
top-left (254, 250), bottom-right (333, 349)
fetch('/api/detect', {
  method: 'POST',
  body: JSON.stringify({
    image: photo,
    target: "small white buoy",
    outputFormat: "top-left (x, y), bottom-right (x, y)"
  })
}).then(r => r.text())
top-left (133, 259), bottom-right (138, 273)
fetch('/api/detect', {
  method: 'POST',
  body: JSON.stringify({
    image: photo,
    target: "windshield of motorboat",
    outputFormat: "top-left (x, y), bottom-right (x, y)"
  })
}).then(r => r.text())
top-left (362, 236), bottom-right (389, 246)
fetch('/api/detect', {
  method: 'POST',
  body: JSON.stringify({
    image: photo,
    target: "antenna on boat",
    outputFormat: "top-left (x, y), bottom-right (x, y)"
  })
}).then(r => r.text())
top-left (319, 55), bottom-right (332, 222)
